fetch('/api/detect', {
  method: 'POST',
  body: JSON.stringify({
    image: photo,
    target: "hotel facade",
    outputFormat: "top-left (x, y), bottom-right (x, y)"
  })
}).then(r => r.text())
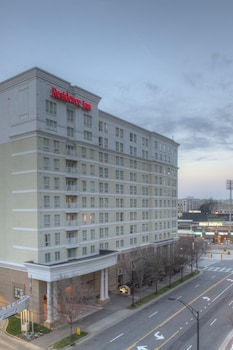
top-left (0, 67), bottom-right (179, 324)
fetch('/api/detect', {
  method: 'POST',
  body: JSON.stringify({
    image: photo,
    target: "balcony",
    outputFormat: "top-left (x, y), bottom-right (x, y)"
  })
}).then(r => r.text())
top-left (65, 149), bottom-right (78, 160)
top-left (66, 167), bottom-right (79, 177)
top-left (66, 237), bottom-right (79, 248)
top-left (66, 185), bottom-right (78, 193)
top-left (66, 202), bottom-right (79, 212)
top-left (66, 220), bottom-right (79, 228)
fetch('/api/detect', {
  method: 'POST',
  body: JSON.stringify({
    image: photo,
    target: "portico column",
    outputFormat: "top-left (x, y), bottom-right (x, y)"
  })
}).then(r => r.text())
top-left (46, 281), bottom-right (53, 323)
top-left (100, 269), bottom-right (105, 301)
top-left (104, 268), bottom-right (109, 299)
top-left (53, 281), bottom-right (58, 321)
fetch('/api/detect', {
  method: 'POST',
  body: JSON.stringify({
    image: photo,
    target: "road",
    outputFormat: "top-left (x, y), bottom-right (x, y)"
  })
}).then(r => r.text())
top-left (78, 257), bottom-right (233, 350)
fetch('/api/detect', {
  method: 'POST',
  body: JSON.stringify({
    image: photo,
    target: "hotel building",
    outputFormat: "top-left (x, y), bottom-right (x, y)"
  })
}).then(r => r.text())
top-left (0, 67), bottom-right (179, 324)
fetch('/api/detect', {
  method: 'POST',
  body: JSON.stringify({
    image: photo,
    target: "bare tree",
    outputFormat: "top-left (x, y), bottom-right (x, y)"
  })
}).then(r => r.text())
top-left (58, 277), bottom-right (95, 340)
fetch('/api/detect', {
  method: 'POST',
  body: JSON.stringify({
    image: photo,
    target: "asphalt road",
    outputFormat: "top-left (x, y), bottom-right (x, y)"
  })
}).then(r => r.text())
top-left (78, 258), bottom-right (233, 350)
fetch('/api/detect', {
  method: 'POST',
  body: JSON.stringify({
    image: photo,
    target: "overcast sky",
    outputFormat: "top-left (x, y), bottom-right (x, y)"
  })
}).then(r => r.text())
top-left (1, 0), bottom-right (233, 200)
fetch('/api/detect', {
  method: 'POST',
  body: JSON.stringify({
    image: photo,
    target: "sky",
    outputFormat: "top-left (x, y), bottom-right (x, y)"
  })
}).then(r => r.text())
top-left (1, 0), bottom-right (233, 200)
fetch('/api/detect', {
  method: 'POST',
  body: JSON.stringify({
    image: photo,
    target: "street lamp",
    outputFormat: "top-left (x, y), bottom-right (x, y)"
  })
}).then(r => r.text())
top-left (226, 179), bottom-right (233, 222)
top-left (169, 297), bottom-right (199, 350)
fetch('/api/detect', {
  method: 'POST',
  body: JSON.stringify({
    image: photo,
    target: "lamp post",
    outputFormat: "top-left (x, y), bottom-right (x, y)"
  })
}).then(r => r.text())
top-left (226, 179), bottom-right (233, 222)
top-left (169, 297), bottom-right (199, 350)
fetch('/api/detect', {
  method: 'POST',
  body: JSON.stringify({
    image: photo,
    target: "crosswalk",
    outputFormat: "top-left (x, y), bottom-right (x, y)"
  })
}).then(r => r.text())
top-left (202, 266), bottom-right (233, 273)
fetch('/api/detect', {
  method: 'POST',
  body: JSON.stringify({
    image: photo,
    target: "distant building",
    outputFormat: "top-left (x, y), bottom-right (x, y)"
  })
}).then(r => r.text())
top-left (0, 67), bottom-right (179, 325)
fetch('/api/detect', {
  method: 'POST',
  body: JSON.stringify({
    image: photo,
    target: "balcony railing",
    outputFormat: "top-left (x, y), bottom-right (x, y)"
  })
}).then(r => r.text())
top-left (66, 220), bottom-right (78, 227)
top-left (66, 167), bottom-right (79, 175)
top-left (66, 202), bottom-right (78, 209)
top-left (66, 185), bottom-right (78, 192)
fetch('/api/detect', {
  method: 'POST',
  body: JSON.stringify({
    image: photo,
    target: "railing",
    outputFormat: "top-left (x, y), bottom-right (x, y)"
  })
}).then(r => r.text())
top-left (66, 167), bottom-right (78, 175)
top-left (66, 220), bottom-right (78, 227)
top-left (0, 295), bottom-right (30, 320)
top-left (66, 202), bottom-right (78, 209)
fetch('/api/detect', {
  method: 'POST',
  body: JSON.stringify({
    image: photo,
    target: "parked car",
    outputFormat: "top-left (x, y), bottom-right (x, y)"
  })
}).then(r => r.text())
top-left (119, 285), bottom-right (131, 295)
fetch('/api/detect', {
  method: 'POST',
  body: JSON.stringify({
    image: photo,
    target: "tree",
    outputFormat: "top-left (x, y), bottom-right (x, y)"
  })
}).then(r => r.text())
top-left (58, 277), bottom-right (95, 341)
top-left (199, 198), bottom-right (217, 214)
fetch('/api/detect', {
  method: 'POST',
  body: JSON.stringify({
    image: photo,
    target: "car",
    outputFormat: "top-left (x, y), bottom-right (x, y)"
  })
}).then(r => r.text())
top-left (119, 285), bottom-right (130, 294)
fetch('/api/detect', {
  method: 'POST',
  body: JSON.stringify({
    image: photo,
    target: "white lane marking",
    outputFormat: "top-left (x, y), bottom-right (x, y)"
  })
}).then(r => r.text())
top-left (210, 318), bottom-right (217, 326)
top-left (212, 283), bottom-right (233, 302)
top-left (149, 311), bottom-right (158, 318)
top-left (110, 333), bottom-right (124, 342)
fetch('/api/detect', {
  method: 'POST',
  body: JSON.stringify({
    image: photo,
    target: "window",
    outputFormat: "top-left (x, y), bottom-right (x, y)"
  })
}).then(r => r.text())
top-left (44, 215), bottom-right (50, 228)
top-left (90, 164), bottom-right (95, 175)
top-left (55, 232), bottom-right (60, 245)
top-left (54, 196), bottom-right (60, 208)
top-left (43, 138), bottom-right (49, 151)
top-left (116, 184), bottom-right (124, 194)
top-left (82, 247), bottom-right (87, 255)
top-left (82, 230), bottom-right (87, 241)
top-left (115, 142), bottom-right (123, 152)
top-left (54, 159), bottom-right (60, 171)
top-left (130, 212), bottom-right (137, 220)
top-left (116, 156), bottom-right (124, 166)
top-left (90, 197), bottom-right (95, 208)
top-left (44, 233), bottom-right (51, 247)
top-left (55, 251), bottom-right (60, 261)
top-left (43, 157), bottom-right (50, 170)
top-left (82, 197), bottom-right (87, 208)
top-left (116, 198), bottom-right (124, 208)
top-left (99, 121), bottom-right (108, 132)
top-left (82, 164), bottom-right (87, 175)
top-left (54, 215), bottom-right (60, 227)
top-left (54, 177), bottom-right (60, 190)
top-left (91, 245), bottom-right (95, 254)
top-left (116, 212), bottom-right (124, 222)
top-left (99, 167), bottom-right (108, 178)
top-left (130, 198), bottom-right (137, 208)
top-left (84, 130), bottom-right (92, 141)
top-left (54, 140), bottom-right (59, 153)
top-left (14, 287), bottom-right (24, 299)
top-left (99, 213), bottom-right (109, 223)
top-left (116, 170), bottom-right (124, 180)
top-left (82, 181), bottom-right (87, 191)
top-left (81, 147), bottom-right (86, 158)
top-left (115, 127), bottom-right (123, 138)
top-left (44, 176), bottom-right (50, 189)
top-left (68, 248), bottom-right (76, 259)
top-left (44, 196), bottom-right (50, 208)
top-left (46, 100), bottom-right (56, 115)
top-left (90, 149), bottom-right (95, 159)
top-left (67, 127), bottom-right (74, 137)
top-left (46, 119), bottom-right (57, 130)
top-left (45, 253), bottom-right (51, 263)
top-left (90, 181), bottom-right (95, 192)
top-left (99, 182), bottom-right (108, 193)
top-left (99, 197), bottom-right (108, 208)
top-left (130, 224), bottom-right (137, 234)
top-left (84, 114), bottom-right (92, 128)
top-left (67, 109), bottom-right (74, 123)
top-left (90, 213), bottom-right (95, 224)
top-left (91, 229), bottom-right (95, 240)
top-left (130, 132), bottom-right (137, 142)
